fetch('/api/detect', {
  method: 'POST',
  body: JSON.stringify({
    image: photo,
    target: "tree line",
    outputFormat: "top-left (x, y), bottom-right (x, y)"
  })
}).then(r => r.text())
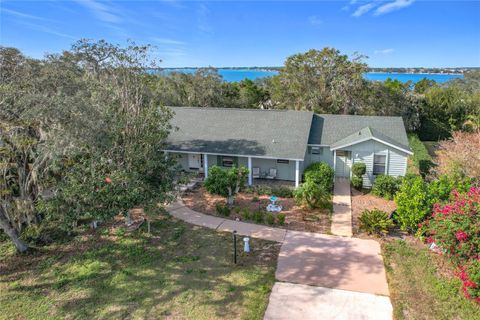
top-left (152, 48), bottom-right (479, 138)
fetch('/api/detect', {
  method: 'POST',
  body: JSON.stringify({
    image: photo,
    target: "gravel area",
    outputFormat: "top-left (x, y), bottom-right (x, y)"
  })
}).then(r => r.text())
top-left (351, 188), bottom-right (397, 236)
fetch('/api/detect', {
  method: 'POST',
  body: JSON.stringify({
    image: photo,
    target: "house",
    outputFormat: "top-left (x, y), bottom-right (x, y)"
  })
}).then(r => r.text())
top-left (164, 107), bottom-right (413, 188)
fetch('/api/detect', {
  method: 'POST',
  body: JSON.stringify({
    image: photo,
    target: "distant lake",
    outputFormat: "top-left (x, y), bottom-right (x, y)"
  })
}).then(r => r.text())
top-left (158, 68), bottom-right (464, 83)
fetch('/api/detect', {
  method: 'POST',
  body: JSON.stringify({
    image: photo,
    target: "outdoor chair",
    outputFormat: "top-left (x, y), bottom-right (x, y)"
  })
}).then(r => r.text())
top-left (265, 168), bottom-right (277, 179)
top-left (252, 167), bottom-right (260, 178)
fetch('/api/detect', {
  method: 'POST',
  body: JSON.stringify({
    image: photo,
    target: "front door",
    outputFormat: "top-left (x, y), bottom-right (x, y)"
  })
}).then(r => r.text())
top-left (188, 153), bottom-right (202, 170)
top-left (335, 151), bottom-right (351, 178)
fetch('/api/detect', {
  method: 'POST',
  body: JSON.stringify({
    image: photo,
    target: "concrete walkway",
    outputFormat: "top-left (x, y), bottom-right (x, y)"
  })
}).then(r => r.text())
top-left (166, 200), bottom-right (392, 320)
top-left (331, 178), bottom-right (353, 237)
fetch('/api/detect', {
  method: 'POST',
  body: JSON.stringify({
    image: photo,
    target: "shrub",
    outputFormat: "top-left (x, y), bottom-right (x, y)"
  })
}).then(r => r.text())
top-left (352, 162), bottom-right (366, 177)
top-left (372, 175), bottom-right (402, 200)
top-left (460, 260), bottom-right (480, 303)
top-left (303, 162), bottom-right (334, 192)
top-left (20, 222), bottom-right (69, 245)
top-left (215, 202), bottom-right (231, 216)
top-left (294, 180), bottom-right (329, 209)
top-left (265, 213), bottom-right (275, 225)
top-left (394, 175), bottom-right (432, 232)
top-left (420, 187), bottom-right (480, 302)
top-left (434, 131), bottom-right (480, 180)
top-left (233, 207), bottom-right (241, 214)
top-left (358, 209), bottom-right (394, 236)
top-left (351, 176), bottom-right (363, 190)
top-left (252, 196), bottom-right (259, 202)
top-left (428, 175), bottom-right (472, 203)
top-left (241, 208), bottom-right (251, 220)
top-left (254, 185), bottom-right (272, 195)
top-left (277, 213), bottom-right (286, 225)
top-left (271, 186), bottom-right (294, 198)
top-left (252, 210), bottom-right (264, 223)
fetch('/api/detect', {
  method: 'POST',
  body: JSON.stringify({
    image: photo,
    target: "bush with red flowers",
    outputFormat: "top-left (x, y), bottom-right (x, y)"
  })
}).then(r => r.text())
top-left (421, 187), bottom-right (480, 302)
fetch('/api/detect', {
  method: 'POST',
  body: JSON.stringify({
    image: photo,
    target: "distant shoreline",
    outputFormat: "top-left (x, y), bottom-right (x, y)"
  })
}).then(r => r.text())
top-left (156, 67), bottom-right (472, 75)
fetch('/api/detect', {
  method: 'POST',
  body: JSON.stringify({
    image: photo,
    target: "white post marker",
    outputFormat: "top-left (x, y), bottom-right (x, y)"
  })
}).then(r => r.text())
top-left (204, 154), bottom-right (208, 179)
top-left (247, 156), bottom-right (253, 186)
top-left (243, 237), bottom-right (250, 253)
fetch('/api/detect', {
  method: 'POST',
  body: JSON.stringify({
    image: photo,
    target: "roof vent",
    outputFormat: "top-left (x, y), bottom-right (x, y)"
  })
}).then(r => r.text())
top-left (272, 139), bottom-right (276, 143)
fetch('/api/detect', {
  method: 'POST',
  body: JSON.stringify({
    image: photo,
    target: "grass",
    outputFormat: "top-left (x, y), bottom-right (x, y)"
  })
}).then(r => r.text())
top-left (383, 239), bottom-right (480, 320)
top-left (422, 141), bottom-right (440, 158)
top-left (0, 215), bottom-right (280, 320)
top-left (407, 133), bottom-right (435, 176)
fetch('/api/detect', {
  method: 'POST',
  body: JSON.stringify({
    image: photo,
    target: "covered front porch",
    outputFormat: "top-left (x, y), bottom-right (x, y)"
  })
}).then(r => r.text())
top-left (170, 151), bottom-right (303, 187)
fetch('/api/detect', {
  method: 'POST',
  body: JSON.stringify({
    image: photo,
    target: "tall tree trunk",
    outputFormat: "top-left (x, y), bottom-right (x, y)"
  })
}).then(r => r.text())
top-left (0, 205), bottom-right (29, 253)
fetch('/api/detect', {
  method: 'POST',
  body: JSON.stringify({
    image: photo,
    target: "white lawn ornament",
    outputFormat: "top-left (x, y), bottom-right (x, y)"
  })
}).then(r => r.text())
top-left (244, 237), bottom-right (250, 253)
top-left (266, 195), bottom-right (283, 212)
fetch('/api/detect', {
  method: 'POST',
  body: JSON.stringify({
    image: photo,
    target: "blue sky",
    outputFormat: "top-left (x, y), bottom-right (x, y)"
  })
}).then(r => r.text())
top-left (1, 1), bottom-right (479, 67)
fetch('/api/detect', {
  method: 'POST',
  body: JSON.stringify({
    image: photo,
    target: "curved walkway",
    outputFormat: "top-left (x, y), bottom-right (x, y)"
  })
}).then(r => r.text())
top-left (166, 200), bottom-right (392, 320)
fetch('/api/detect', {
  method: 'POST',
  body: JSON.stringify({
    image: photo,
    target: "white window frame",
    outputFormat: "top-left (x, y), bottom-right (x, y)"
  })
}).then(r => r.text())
top-left (373, 154), bottom-right (387, 175)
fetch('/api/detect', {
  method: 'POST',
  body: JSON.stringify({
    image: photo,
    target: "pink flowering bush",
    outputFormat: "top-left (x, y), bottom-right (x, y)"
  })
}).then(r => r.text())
top-left (421, 187), bottom-right (480, 302)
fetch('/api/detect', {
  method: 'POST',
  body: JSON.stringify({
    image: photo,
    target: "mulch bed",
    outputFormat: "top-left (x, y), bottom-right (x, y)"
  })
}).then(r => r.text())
top-left (182, 186), bottom-right (332, 233)
top-left (351, 188), bottom-right (397, 237)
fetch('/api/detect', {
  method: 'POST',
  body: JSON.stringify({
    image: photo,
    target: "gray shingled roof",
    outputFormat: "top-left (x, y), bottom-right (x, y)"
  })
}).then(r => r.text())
top-left (330, 127), bottom-right (411, 153)
top-left (166, 107), bottom-right (313, 160)
top-left (309, 114), bottom-right (411, 152)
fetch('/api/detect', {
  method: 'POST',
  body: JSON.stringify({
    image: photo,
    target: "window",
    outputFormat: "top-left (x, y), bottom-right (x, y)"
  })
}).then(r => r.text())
top-left (277, 159), bottom-right (289, 164)
top-left (221, 156), bottom-right (234, 167)
top-left (373, 154), bottom-right (386, 175)
top-left (309, 147), bottom-right (322, 155)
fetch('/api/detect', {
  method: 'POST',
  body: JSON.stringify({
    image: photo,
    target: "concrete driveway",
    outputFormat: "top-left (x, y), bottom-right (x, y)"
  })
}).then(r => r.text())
top-left (264, 282), bottom-right (392, 320)
top-left (276, 230), bottom-right (389, 296)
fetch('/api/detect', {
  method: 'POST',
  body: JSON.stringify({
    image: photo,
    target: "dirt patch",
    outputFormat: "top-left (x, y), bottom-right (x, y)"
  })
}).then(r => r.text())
top-left (351, 188), bottom-right (397, 237)
top-left (182, 186), bottom-right (332, 233)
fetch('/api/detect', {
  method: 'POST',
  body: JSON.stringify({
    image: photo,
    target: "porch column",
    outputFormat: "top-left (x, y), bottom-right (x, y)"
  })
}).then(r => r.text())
top-left (203, 154), bottom-right (208, 179)
top-left (295, 160), bottom-right (300, 188)
top-left (247, 156), bottom-right (253, 186)
top-left (333, 150), bottom-right (337, 176)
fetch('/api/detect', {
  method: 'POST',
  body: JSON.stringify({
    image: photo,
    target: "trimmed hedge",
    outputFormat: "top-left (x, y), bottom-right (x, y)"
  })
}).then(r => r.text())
top-left (372, 175), bottom-right (402, 200)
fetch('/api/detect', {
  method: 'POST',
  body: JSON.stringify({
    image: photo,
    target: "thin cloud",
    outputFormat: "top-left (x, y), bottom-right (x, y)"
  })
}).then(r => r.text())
top-left (1, 8), bottom-right (54, 22)
top-left (308, 15), bottom-right (323, 26)
top-left (374, 48), bottom-right (394, 54)
top-left (158, 48), bottom-right (187, 57)
top-left (73, 0), bottom-right (121, 23)
top-left (374, 0), bottom-right (415, 16)
top-left (352, 2), bottom-right (377, 17)
top-left (13, 20), bottom-right (76, 39)
top-left (151, 37), bottom-right (186, 45)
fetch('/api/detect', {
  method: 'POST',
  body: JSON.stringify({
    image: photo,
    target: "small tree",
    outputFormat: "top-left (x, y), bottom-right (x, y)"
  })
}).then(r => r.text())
top-left (204, 166), bottom-right (249, 205)
top-left (303, 162), bottom-right (334, 192)
top-left (294, 180), bottom-right (329, 209)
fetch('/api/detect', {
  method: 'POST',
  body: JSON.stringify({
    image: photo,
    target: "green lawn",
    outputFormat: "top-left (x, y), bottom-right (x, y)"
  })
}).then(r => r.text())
top-left (0, 215), bottom-right (280, 320)
top-left (407, 133), bottom-right (435, 176)
top-left (383, 240), bottom-right (480, 320)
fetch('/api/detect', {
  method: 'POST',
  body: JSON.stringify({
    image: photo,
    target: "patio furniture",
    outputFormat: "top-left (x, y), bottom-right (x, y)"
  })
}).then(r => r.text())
top-left (252, 167), bottom-right (260, 178)
top-left (265, 168), bottom-right (277, 179)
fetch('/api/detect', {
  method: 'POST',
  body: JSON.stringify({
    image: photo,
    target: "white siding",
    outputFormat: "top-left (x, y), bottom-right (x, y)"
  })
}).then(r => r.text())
top-left (349, 140), bottom-right (408, 187)
top-left (387, 149), bottom-right (408, 177)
